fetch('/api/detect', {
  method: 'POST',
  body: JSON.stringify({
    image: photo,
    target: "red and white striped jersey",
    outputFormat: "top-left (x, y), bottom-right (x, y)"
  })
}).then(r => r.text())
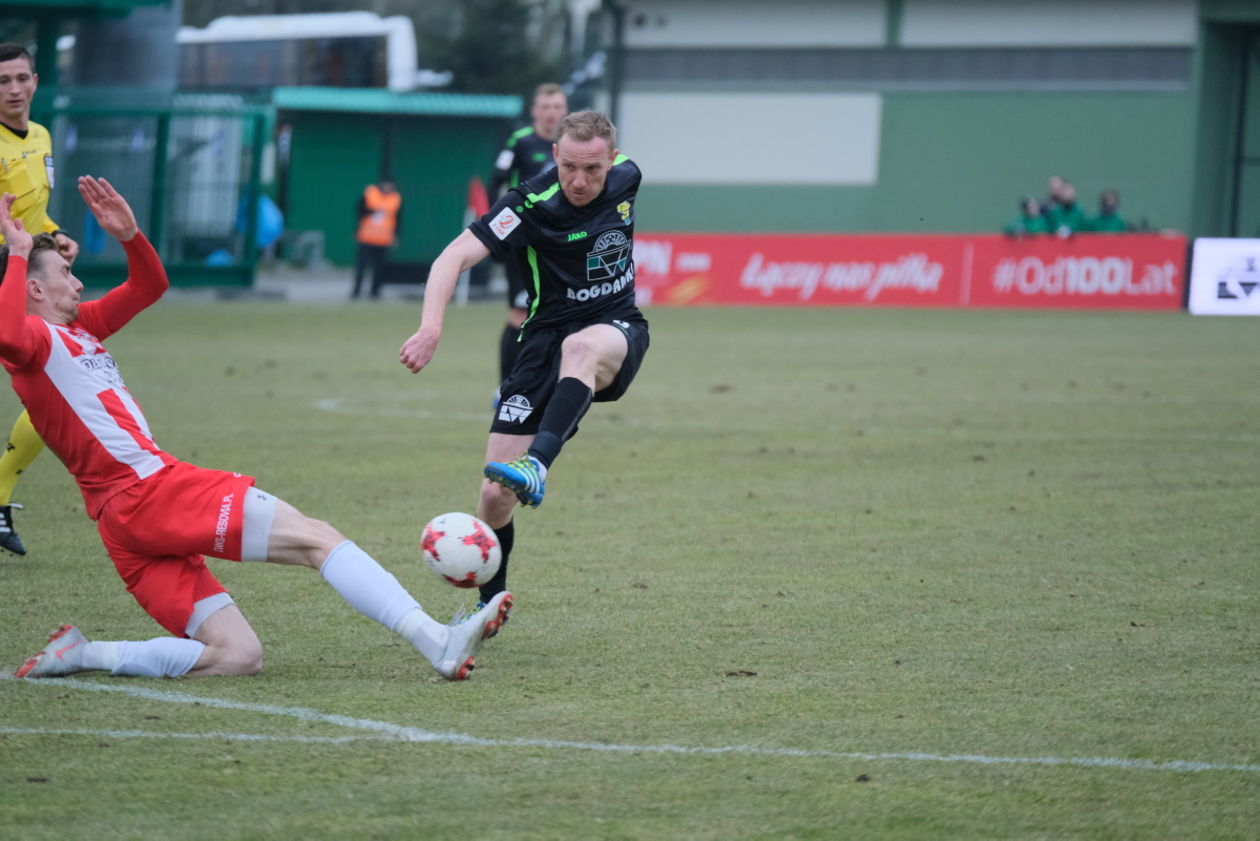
top-left (0, 235), bottom-right (173, 518)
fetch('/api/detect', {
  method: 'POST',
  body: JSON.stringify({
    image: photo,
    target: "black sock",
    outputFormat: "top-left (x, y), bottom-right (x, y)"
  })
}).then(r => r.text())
top-left (499, 323), bottom-right (522, 383)
top-left (528, 377), bottom-right (593, 469)
top-left (479, 519), bottom-right (514, 603)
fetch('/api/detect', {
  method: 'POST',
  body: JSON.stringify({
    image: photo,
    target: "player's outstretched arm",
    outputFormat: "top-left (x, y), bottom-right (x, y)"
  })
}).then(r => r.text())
top-left (75, 177), bottom-right (168, 335)
top-left (77, 176), bottom-right (138, 242)
top-left (0, 193), bottom-right (37, 365)
top-left (399, 229), bottom-right (491, 374)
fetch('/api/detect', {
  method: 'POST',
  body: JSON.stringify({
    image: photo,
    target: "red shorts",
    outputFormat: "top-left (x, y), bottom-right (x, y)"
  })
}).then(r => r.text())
top-left (96, 462), bottom-right (257, 636)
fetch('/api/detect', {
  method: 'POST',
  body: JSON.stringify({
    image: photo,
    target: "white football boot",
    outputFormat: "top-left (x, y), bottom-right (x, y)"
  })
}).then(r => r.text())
top-left (435, 592), bottom-right (512, 680)
top-left (15, 624), bottom-right (88, 678)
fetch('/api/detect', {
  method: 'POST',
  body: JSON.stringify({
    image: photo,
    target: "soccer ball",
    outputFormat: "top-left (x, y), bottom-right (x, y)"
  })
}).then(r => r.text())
top-left (420, 512), bottom-right (501, 589)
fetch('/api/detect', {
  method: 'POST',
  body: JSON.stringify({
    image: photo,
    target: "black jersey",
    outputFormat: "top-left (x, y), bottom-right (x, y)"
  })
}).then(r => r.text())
top-left (489, 127), bottom-right (556, 194)
top-left (470, 155), bottom-right (643, 333)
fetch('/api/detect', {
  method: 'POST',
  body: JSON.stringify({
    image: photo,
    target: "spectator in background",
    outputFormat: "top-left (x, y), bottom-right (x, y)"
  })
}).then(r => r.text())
top-left (351, 176), bottom-right (401, 300)
top-left (1045, 180), bottom-right (1087, 238)
top-left (1088, 189), bottom-right (1127, 233)
top-left (1004, 195), bottom-right (1049, 237)
top-left (1039, 174), bottom-right (1067, 221)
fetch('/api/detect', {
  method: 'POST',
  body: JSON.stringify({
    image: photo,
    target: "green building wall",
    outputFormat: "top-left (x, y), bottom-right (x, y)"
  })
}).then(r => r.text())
top-left (283, 112), bottom-right (511, 267)
top-left (636, 90), bottom-right (1196, 235)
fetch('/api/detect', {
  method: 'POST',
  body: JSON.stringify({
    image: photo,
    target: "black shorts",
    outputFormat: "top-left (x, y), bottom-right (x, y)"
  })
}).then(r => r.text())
top-left (491, 315), bottom-right (650, 437)
top-left (504, 260), bottom-right (530, 311)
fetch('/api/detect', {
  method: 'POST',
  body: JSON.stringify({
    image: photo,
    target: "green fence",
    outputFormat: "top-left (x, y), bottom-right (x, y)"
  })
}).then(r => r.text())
top-left (45, 91), bottom-right (271, 288)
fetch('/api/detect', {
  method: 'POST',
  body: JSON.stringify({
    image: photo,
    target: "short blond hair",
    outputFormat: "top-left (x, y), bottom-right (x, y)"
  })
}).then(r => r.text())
top-left (557, 111), bottom-right (616, 148)
top-left (533, 83), bottom-right (565, 103)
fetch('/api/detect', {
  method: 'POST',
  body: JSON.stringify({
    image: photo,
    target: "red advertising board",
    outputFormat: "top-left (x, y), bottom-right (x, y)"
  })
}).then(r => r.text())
top-left (632, 232), bottom-right (1186, 310)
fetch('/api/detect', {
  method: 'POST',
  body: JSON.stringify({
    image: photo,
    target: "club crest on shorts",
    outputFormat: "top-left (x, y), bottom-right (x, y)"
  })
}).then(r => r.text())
top-left (498, 394), bottom-right (534, 424)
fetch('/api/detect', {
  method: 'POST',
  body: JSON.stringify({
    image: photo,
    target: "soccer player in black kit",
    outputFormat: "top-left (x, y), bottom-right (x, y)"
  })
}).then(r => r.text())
top-left (399, 110), bottom-right (649, 625)
top-left (488, 83), bottom-right (568, 391)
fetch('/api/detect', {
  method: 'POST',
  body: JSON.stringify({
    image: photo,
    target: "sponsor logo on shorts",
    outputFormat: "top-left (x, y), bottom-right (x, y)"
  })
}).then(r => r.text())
top-left (498, 395), bottom-right (534, 424)
top-left (490, 207), bottom-right (522, 240)
top-left (214, 493), bottom-right (235, 555)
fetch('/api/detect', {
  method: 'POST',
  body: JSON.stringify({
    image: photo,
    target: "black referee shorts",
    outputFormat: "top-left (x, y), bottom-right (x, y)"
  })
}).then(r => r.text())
top-left (491, 315), bottom-right (650, 437)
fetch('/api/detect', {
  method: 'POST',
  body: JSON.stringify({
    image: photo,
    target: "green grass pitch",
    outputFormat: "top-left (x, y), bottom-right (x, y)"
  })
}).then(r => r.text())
top-left (1, 299), bottom-right (1258, 840)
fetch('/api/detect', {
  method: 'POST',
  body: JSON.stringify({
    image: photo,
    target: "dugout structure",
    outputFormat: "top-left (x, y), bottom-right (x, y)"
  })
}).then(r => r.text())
top-left (273, 87), bottom-right (521, 273)
top-left (44, 89), bottom-right (272, 289)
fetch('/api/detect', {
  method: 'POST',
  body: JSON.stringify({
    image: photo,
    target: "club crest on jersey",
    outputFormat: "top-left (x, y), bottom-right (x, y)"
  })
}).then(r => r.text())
top-left (617, 200), bottom-right (632, 224)
top-left (586, 231), bottom-right (632, 284)
top-left (498, 394), bottom-right (534, 424)
top-left (489, 207), bottom-right (522, 240)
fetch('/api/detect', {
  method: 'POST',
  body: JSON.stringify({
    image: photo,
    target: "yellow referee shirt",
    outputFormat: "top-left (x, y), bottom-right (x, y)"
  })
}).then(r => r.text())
top-left (0, 119), bottom-right (60, 242)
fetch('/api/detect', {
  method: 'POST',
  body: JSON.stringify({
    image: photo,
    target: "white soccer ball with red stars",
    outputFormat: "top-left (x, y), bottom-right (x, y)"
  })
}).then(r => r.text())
top-left (420, 512), bottom-right (501, 589)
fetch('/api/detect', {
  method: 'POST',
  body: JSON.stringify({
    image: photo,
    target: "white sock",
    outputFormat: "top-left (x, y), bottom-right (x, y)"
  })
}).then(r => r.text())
top-left (111, 638), bottom-right (206, 678)
top-left (81, 640), bottom-right (122, 672)
top-left (319, 540), bottom-right (447, 663)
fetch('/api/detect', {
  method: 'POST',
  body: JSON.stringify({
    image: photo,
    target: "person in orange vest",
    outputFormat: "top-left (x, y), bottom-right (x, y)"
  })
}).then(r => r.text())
top-left (352, 177), bottom-right (401, 299)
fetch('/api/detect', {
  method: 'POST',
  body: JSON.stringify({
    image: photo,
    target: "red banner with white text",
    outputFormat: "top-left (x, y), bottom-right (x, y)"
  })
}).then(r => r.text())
top-left (632, 233), bottom-right (1186, 310)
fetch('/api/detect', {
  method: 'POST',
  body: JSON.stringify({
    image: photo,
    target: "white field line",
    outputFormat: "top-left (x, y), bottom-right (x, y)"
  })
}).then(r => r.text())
top-left (4, 677), bottom-right (1259, 775)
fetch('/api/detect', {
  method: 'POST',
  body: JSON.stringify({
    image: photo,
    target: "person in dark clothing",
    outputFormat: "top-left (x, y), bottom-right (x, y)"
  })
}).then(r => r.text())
top-left (399, 111), bottom-right (649, 630)
top-left (488, 84), bottom-right (568, 389)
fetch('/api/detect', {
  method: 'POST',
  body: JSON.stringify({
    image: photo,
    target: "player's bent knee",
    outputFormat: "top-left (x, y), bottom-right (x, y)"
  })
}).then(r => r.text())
top-left (561, 332), bottom-right (596, 362)
top-left (219, 638), bottom-right (264, 676)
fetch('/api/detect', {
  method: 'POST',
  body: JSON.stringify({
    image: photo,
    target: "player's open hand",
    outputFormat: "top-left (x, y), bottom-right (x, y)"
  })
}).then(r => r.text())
top-left (78, 176), bottom-right (139, 242)
top-left (399, 327), bottom-right (440, 373)
top-left (0, 193), bottom-right (32, 257)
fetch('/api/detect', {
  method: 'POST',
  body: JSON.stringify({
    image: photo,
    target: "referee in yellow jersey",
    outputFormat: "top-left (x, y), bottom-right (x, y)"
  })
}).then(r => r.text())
top-left (0, 42), bottom-right (79, 555)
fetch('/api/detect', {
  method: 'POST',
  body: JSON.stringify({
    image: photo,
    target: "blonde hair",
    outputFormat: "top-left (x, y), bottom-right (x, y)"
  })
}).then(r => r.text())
top-left (557, 111), bottom-right (616, 148)
top-left (533, 83), bottom-right (565, 102)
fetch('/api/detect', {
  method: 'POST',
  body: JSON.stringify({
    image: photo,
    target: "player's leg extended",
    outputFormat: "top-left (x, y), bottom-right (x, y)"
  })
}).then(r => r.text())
top-left (533, 323), bottom-right (627, 467)
top-left (477, 432), bottom-right (533, 605)
top-left (0, 410), bottom-right (45, 555)
top-left (486, 324), bottom-right (627, 507)
top-left (14, 621), bottom-right (213, 679)
top-left (258, 491), bottom-right (509, 680)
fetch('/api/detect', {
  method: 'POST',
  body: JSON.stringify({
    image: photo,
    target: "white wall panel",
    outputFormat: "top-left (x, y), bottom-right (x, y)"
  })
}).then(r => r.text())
top-left (620, 92), bottom-right (882, 185)
top-left (901, 0), bottom-right (1197, 47)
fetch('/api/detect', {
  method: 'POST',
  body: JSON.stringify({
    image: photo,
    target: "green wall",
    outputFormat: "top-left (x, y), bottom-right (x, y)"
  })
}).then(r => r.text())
top-left (284, 112), bottom-right (509, 266)
top-left (636, 91), bottom-right (1196, 235)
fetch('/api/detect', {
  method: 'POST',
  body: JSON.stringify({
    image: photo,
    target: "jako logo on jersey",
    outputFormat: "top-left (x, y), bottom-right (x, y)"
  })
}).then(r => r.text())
top-left (568, 231), bottom-right (588, 242)
top-left (498, 394), bottom-right (534, 424)
top-left (490, 207), bottom-right (522, 240)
